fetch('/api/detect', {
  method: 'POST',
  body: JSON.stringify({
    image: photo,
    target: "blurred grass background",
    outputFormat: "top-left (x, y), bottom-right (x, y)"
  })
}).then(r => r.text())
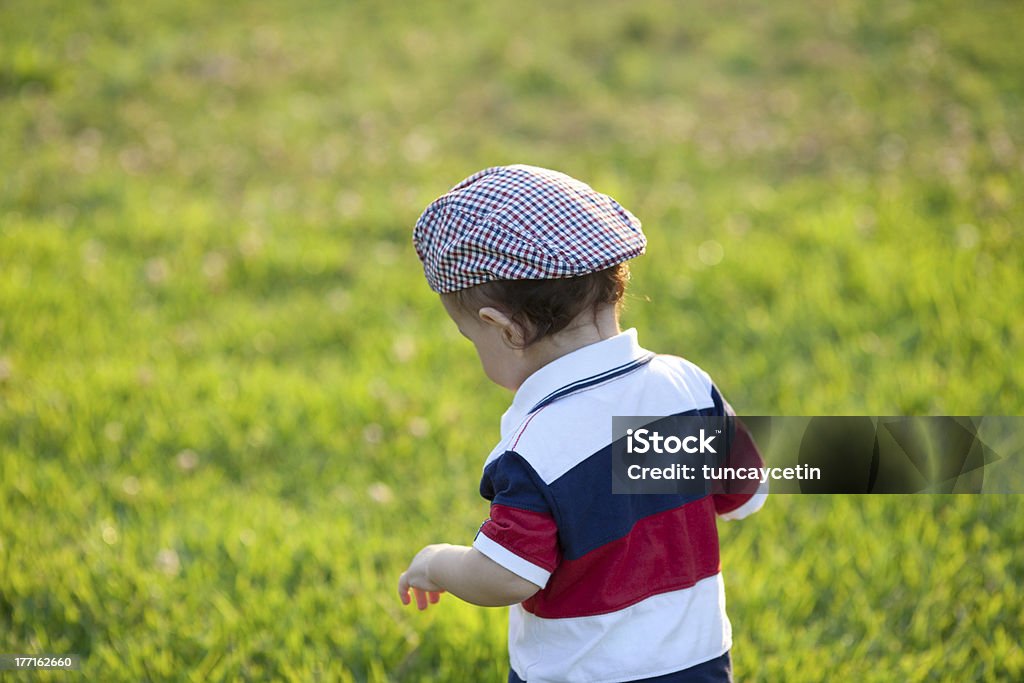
top-left (1, 0), bottom-right (1022, 680)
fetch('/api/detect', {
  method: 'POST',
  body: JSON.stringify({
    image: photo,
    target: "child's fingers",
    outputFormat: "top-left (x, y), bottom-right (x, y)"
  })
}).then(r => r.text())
top-left (399, 569), bottom-right (444, 609)
top-left (398, 573), bottom-right (411, 605)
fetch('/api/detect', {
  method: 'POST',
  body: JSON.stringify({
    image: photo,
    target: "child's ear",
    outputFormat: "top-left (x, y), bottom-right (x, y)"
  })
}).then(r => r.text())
top-left (478, 307), bottom-right (526, 349)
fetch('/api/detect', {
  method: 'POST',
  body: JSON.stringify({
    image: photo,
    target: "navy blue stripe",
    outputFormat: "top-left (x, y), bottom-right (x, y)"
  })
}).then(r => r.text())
top-left (529, 352), bottom-right (657, 413)
top-left (530, 352), bottom-right (656, 411)
top-left (509, 651), bottom-right (732, 682)
top-left (480, 452), bottom-right (551, 514)
top-left (545, 406), bottom-right (723, 560)
top-left (710, 384), bottom-right (726, 415)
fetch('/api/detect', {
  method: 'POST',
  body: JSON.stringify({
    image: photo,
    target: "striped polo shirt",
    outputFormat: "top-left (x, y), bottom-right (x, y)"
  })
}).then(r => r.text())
top-left (472, 328), bottom-right (767, 683)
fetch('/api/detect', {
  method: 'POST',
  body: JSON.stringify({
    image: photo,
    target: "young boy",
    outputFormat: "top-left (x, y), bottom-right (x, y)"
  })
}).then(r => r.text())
top-left (399, 165), bottom-right (767, 683)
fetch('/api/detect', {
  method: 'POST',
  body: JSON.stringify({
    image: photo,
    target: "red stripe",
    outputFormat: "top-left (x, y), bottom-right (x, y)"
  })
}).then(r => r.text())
top-left (522, 497), bottom-right (720, 618)
top-left (511, 406), bottom-right (547, 450)
top-left (480, 504), bottom-right (560, 573)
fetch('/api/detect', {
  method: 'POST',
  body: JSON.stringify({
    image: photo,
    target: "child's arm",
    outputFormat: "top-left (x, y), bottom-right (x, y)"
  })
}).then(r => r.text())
top-left (398, 543), bottom-right (541, 610)
top-left (714, 410), bottom-right (769, 520)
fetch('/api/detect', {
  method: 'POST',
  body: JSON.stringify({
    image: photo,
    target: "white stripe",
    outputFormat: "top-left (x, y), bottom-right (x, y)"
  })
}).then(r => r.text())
top-left (718, 480), bottom-right (769, 520)
top-left (509, 574), bottom-right (731, 683)
top-left (473, 532), bottom-right (551, 588)
top-left (513, 355), bottom-right (715, 484)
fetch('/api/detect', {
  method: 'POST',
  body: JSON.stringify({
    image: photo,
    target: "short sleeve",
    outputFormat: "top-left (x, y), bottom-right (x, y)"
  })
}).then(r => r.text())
top-left (711, 385), bottom-right (769, 520)
top-left (474, 451), bottom-right (561, 588)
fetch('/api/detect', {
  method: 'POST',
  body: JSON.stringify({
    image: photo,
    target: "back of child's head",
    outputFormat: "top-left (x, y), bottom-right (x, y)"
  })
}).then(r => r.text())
top-left (448, 264), bottom-right (630, 348)
top-left (412, 165), bottom-right (646, 347)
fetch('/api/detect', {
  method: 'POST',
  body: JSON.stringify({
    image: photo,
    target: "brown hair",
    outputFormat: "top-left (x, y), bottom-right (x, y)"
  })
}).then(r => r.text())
top-left (449, 263), bottom-right (631, 348)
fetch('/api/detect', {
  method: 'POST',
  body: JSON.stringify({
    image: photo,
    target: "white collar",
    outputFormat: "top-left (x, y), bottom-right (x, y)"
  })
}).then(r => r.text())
top-left (500, 328), bottom-right (651, 437)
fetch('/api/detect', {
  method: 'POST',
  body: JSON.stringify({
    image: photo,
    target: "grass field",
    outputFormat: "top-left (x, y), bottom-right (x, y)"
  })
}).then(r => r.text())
top-left (2, 0), bottom-right (1023, 680)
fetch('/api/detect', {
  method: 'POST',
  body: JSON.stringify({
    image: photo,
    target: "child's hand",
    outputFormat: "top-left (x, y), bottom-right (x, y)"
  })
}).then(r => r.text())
top-left (398, 544), bottom-right (448, 610)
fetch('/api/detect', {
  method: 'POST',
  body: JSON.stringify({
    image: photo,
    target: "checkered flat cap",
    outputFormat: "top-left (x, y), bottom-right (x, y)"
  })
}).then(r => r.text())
top-left (413, 165), bottom-right (646, 293)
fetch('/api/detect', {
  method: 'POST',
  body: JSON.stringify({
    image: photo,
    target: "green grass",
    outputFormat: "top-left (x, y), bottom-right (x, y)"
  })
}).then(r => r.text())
top-left (1, 0), bottom-right (1022, 680)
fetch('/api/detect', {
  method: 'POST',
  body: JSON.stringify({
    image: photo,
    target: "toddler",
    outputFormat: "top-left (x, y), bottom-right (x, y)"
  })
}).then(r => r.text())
top-left (399, 165), bottom-right (767, 683)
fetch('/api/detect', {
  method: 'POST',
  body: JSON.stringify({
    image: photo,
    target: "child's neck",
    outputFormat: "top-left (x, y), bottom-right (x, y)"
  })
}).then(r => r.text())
top-left (517, 305), bottom-right (621, 386)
